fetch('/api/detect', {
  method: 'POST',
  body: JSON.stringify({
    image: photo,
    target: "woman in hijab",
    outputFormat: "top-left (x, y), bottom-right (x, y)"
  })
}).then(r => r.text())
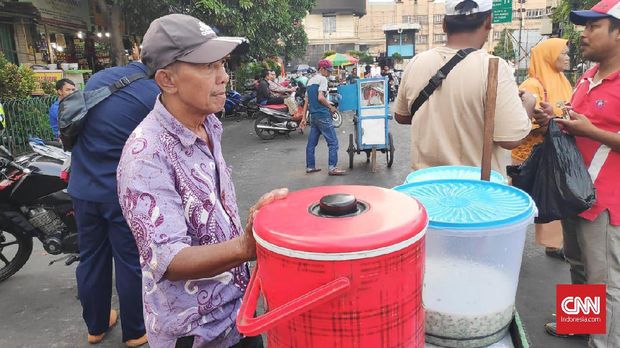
top-left (513, 38), bottom-right (572, 259)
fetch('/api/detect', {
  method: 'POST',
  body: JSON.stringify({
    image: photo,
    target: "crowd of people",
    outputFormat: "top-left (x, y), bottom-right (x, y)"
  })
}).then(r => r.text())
top-left (39, 0), bottom-right (619, 346)
top-left (395, 0), bottom-right (619, 347)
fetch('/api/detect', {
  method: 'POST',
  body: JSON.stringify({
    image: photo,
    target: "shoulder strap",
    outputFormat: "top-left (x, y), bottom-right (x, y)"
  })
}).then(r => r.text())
top-left (409, 48), bottom-right (476, 116)
top-left (108, 72), bottom-right (147, 94)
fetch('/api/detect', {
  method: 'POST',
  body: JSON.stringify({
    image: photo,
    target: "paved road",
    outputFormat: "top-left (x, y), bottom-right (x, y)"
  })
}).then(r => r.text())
top-left (0, 112), bottom-right (587, 347)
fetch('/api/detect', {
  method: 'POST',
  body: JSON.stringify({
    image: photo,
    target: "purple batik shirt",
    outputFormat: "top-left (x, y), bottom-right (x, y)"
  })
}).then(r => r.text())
top-left (117, 97), bottom-right (249, 348)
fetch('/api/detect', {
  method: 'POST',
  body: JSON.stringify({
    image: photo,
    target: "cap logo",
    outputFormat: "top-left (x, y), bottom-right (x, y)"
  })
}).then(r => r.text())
top-left (198, 21), bottom-right (215, 37)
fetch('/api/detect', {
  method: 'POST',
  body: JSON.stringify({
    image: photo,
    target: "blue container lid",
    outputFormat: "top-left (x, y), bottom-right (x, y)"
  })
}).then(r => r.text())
top-left (393, 179), bottom-right (535, 229)
top-left (405, 166), bottom-right (507, 185)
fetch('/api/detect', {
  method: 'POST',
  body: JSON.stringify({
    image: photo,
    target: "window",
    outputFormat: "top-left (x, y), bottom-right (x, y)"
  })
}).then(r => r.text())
top-left (416, 34), bottom-right (428, 44)
top-left (416, 15), bottom-right (428, 24)
top-left (402, 15), bottom-right (413, 24)
top-left (323, 15), bottom-right (336, 34)
top-left (434, 14), bottom-right (444, 24)
top-left (434, 33), bottom-right (446, 43)
top-left (526, 8), bottom-right (544, 18)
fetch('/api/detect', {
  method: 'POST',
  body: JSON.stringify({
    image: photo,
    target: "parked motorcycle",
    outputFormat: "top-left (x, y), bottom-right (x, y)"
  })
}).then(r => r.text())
top-left (216, 83), bottom-right (259, 119)
top-left (0, 141), bottom-right (78, 282)
top-left (223, 88), bottom-right (258, 118)
top-left (254, 104), bottom-right (303, 140)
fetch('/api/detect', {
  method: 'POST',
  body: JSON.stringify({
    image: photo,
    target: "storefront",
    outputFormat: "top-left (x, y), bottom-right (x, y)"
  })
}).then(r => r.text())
top-left (0, 2), bottom-right (40, 65)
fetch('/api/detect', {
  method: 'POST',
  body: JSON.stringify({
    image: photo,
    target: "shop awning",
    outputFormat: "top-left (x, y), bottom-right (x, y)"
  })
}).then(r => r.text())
top-left (0, 2), bottom-right (40, 22)
top-left (26, 0), bottom-right (90, 31)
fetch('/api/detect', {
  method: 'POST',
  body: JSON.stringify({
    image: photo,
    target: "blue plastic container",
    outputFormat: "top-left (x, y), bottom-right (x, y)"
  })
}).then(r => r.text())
top-left (394, 180), bottom-right (535, 348)
top-left (404, 165), bottom-right (507, 185)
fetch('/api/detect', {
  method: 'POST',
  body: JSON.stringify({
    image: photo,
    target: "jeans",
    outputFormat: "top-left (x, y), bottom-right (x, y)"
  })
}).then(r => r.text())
top-left (306, 116), bottom-right (338, 170)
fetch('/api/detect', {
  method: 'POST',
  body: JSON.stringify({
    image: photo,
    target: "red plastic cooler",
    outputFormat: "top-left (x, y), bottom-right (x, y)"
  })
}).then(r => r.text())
top-left (236, 185), bottom-right (428, 347)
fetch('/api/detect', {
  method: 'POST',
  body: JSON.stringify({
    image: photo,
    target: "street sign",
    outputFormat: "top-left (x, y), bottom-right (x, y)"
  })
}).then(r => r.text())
top-left (492, 0), bottom-right (513, 24)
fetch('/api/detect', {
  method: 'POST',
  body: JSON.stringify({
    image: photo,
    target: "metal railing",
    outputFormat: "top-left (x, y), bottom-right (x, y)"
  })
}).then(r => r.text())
top-left (1, 96), bottom-right (57, 156)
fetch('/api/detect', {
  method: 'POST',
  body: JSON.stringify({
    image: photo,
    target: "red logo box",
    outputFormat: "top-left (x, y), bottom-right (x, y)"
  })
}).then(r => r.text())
top-left (556, 284), bottom-right (606, 334)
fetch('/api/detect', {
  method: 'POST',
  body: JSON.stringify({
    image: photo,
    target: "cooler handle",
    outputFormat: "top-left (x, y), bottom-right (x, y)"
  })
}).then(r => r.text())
top-left (236, 264), bottom-right (351, 336)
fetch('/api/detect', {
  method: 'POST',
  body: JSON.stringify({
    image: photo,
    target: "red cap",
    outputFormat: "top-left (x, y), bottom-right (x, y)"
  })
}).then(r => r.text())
top-left (570, 0), bottom-right (620, 25)
top-left (317, 59), bottom-right (333, 72)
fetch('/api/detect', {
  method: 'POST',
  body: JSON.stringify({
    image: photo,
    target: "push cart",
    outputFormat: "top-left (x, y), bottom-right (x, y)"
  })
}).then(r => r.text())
top-left (345, 77), bottom-right (394, 171)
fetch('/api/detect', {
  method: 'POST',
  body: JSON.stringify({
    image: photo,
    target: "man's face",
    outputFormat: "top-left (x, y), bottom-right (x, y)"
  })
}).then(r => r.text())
top-left (580, 18), bottom-right (620, 62)
top-left (320, 67), bottom-right (331, 77)
top-left (167, 59), bottom-right (229, 115)
top-left (269, 71), bottom-right (276, 81)
top-left (57, 83), bottom-right (76, 100)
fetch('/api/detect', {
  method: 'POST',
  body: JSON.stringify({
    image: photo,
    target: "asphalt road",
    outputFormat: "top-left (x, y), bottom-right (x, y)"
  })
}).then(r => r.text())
top-left (0, 111), bottom-right (587, 348)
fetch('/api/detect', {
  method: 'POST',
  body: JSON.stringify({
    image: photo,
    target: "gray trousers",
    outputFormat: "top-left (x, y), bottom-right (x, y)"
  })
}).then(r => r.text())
top-left (562, 211), bottom-right (620, 348)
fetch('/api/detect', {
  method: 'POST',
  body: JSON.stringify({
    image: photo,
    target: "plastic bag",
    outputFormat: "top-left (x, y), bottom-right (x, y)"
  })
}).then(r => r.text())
top-left (508, 119), bottom-right (596, 223)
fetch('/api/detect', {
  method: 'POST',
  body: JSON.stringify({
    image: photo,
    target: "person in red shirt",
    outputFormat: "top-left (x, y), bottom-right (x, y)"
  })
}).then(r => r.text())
top-left (536, 0), bottom-right (620, 344)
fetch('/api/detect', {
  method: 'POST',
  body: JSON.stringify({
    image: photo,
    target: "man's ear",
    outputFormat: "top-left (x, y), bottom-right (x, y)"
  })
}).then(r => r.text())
top-left (484, 15), bottom-right (492, 30)
top-left (154, 68), bottom-right (177, 94)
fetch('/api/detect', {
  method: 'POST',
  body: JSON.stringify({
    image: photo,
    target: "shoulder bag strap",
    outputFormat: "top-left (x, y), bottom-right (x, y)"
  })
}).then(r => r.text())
top-left (108, 72), bottom-right (147, 94)
top-left (409, 48), bottom-right (477, 116)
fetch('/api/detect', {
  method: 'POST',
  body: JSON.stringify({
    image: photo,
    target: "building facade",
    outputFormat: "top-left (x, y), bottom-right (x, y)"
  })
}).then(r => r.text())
top-left (302, 0), bottom-right (555, 66)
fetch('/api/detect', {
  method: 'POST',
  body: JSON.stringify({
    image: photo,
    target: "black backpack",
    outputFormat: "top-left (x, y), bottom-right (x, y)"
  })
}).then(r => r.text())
top-left (58, 72), bottom-right (146, 150)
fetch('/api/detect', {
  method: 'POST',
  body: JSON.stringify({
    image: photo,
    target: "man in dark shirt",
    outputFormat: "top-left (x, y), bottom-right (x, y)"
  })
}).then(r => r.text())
top-left (68, 61), bottom-right (159, 346)
top-left (256, 69), bottom-right (285, 105)
top-left (381, 65), bottom-right (395, 101)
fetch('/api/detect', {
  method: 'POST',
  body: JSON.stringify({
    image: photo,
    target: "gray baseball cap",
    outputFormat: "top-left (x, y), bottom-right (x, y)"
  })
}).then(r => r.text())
top-left (141, 14), bottom-right (247, 75)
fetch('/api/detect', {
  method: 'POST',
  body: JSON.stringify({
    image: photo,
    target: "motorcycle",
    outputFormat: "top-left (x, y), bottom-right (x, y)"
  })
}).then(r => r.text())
top-left (0, 141), bottom-right (78, 282)
top-left (217, 83), bottom-right (259, 119)
top-left (254, 104), bottom-right (303, 140)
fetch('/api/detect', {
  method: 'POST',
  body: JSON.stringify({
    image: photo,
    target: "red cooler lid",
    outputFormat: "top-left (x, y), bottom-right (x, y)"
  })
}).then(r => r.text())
top-left (253, 185), bottom-right (427, 260)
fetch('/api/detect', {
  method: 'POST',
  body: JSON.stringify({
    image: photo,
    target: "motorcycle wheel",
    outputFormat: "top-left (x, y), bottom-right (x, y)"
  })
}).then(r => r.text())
top-left (0, 229), bottom-right (33, 282)
top-left (332, 111), bottom-right (343, 128)
top-left (254, 114), bottom-right (278, 140)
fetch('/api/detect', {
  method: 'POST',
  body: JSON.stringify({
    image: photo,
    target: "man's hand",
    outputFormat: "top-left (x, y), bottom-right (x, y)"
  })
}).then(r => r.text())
top-left (300, 118), bottom-right (307, 130)
top-left (329, 106), bottom-right (337, 114)
top-left (520, 91), bottom-right (537, 118)
top-left (239, 188), bottom-right (289, 260)
top-left (555, 110), bottom-right (598, 138)
top-left (533, 101), bottom-right (555, 127)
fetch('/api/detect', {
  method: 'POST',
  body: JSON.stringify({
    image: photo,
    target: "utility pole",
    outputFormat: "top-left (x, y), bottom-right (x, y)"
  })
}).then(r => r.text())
top-left (516, 0), bottom-right (525, 82)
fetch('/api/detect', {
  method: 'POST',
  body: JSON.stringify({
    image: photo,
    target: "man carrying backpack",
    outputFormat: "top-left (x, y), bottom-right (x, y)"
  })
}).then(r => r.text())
top-left (394, 0), bottom-right (535, 177)
top-left (68, 57), bottom-right (159, 346)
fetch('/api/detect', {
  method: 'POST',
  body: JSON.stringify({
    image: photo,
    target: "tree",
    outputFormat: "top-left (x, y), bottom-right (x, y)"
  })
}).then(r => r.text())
top-left (492, 29), bottom-right (515, 62)
top-left (322, 50), bottom-right (336, 58)
top-left (359, 52), bottom-right (374, 65)
top-left (103, 0), bottom-right (315, 65)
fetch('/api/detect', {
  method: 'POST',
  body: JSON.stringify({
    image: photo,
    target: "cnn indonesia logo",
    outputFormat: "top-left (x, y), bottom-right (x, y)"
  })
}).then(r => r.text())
top-left (556, 284), bottom-right (606, 334)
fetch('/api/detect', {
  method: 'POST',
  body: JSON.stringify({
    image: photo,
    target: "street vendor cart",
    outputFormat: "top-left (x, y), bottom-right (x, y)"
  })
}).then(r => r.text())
top-left (339, 77), bottom-right (394, 171)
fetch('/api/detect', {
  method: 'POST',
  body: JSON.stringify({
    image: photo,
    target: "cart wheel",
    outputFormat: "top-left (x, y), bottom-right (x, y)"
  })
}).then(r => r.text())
top-left (347, 133), bottom-right (355, 169)
top-left (387, 133), bottom-right (395, 168)
top-left (365, 150), bottom-right (371, 163)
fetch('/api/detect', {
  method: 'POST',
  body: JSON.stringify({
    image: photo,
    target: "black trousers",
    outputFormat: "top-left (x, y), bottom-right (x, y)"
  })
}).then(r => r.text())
top-left (175, 335), bottom-right (264, 348)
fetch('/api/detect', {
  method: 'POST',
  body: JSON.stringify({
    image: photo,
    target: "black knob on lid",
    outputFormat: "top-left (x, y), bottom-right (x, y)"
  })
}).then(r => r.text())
top-left (319, 193), bottom-right (358, 217)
